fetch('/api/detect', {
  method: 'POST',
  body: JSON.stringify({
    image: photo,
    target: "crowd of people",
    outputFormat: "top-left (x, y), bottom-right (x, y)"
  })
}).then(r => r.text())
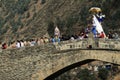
top-left (1, 8), bottom-right (119, 50)
top-left (0, 35), bottom-right (60, 50)
top-left (0, 30), bottom-right (119, 50)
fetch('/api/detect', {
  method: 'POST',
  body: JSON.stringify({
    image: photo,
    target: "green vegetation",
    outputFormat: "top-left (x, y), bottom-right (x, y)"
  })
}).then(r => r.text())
top-left (98, 68), bottom-right (109, 80)
top-left (2, 0), bottom-right (30, 14)
top-left (55, 17), bottom-right (65, 32)
top-left (54, 66), bottom-right (120, 80)
top-left (41, 0), bottom-right (46, 4)
top-left (47, 20), bottom-right (55, 36)
top-left (77, 69), bottom-right (96, 80)
top-left (0, 0), bottom-right (120, 41)
top-left (0, 0), bottom-right (31, 35)
top-left (15, 0), bottom-right (30, 14)
top-left (65, 15), bottom-right (79, 35)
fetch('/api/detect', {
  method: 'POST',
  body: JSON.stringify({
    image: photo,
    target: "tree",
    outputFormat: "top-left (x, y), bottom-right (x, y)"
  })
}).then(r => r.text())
top-left (98, 68), bottom-right (109, 80)
top-left (41, 0), bottom-right (46, 4)
top-left (77, 69), bottom-right (96, 80)
top-left (47, 20), bottom-right (55, 36)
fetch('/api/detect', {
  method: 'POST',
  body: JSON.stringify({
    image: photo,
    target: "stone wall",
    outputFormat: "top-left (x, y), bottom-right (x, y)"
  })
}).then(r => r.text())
top-left (0, 43), bottom-right (56, 80)
top-left (55, 38), bottom-right (120, 50)
top-left (0, 39), bottom-right (120, 80)
top-left (98, 39), bottom-right (120, 49)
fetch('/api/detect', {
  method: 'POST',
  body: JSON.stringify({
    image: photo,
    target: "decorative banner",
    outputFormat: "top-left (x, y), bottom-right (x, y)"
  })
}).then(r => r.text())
top-left (92, 15), bottom-right (106, 37)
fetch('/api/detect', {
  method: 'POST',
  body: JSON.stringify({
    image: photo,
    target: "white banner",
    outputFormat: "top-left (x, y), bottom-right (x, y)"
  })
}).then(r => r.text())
top-left (93, 15), bottom-right (106, 37)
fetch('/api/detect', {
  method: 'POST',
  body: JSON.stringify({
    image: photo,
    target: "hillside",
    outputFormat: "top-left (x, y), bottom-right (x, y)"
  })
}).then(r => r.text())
top-left (0, 0), bottom-right (120, 42)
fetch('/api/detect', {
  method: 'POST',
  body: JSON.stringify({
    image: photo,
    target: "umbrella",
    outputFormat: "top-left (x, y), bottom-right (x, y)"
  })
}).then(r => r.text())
top-left (89, 7), bottom-right (102, 13)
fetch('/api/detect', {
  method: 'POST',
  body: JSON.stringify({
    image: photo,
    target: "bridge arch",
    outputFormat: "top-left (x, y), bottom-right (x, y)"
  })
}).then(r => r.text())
top-left (44, 59), bottom-right (95, 80)
top-left (32, 49), bottom-right (120, 80)
top-left (0, 44), bottom-right (120, 80)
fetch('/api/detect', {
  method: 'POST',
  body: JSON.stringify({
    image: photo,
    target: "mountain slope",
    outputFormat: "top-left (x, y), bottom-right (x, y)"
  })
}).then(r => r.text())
top-left (0, 0), bottom-right (120, 41)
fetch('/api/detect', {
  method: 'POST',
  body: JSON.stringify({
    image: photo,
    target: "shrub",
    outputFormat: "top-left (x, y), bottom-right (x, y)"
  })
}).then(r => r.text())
top-left (15, 0), bottom-right (31, 14)
top-left (41, 0), bottom-right (46, 4)
top-left (55, 17), bottom-right (65, 32)
top-left (47, 20), bottom-right (55, 36)
top-left (98, 68), bottom-right (109, 80)
top-left (65, 14), bottom-right (79, 35)
top-left (77, 69), bottom-right (96, 80)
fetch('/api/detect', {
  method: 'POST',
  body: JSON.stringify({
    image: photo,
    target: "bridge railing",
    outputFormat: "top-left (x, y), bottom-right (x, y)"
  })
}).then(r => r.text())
top-left (54, 38), bottom-right (120, 51)
top-left (1, 38), bottom-right (120, 52)
top-left (97, 38), bottom-right (120, 50)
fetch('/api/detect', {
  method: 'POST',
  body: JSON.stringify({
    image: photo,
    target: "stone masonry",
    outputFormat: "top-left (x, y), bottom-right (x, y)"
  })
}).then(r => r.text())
top-left (0, 39), bottom-right (120, 80)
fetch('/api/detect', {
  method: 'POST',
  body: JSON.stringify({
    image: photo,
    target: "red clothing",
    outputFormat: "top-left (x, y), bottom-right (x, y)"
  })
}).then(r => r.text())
top-left (2, 43), bottom-right (7, 49)
top-left (99, 32), bottom-right (105, 38)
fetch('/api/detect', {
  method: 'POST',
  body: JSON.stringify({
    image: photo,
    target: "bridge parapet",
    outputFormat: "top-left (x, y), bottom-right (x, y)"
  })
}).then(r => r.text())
top-left (55, 38), bottom-right (120, 50)
top-left (98, 39), bottom-right (120, 49)
top-left (55, 39), bottom-right (88, 50)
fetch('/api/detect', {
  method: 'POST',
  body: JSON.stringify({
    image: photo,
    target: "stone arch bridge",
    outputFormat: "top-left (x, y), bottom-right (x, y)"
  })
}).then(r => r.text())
top-left (0, 38), bottom-right (120, 80)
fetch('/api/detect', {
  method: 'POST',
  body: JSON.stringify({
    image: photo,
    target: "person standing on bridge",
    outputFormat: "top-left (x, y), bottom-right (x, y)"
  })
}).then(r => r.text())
top-left (2, 43), bottom-right (7, 49)
top-left (107, 31), bottom-right (113, 39)
top-left (99, 31), bottom-right (105, 38)
top-left (20, 40), bottom-right (25, 47)
top-left (52, 35), bottom-right (60, 44)
top-left (16, 40), bottom-right (21, 48)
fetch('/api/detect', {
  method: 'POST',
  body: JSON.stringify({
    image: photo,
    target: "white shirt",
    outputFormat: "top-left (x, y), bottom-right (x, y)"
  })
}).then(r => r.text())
top-left (16, 42), bottom-right (20, 48)
top-left (21, 42), bottom-right (24, 47)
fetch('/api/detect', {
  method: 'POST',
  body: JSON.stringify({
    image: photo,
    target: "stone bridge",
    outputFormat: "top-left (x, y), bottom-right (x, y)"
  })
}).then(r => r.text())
top-left (0, 38), bottom-right (120, 80)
